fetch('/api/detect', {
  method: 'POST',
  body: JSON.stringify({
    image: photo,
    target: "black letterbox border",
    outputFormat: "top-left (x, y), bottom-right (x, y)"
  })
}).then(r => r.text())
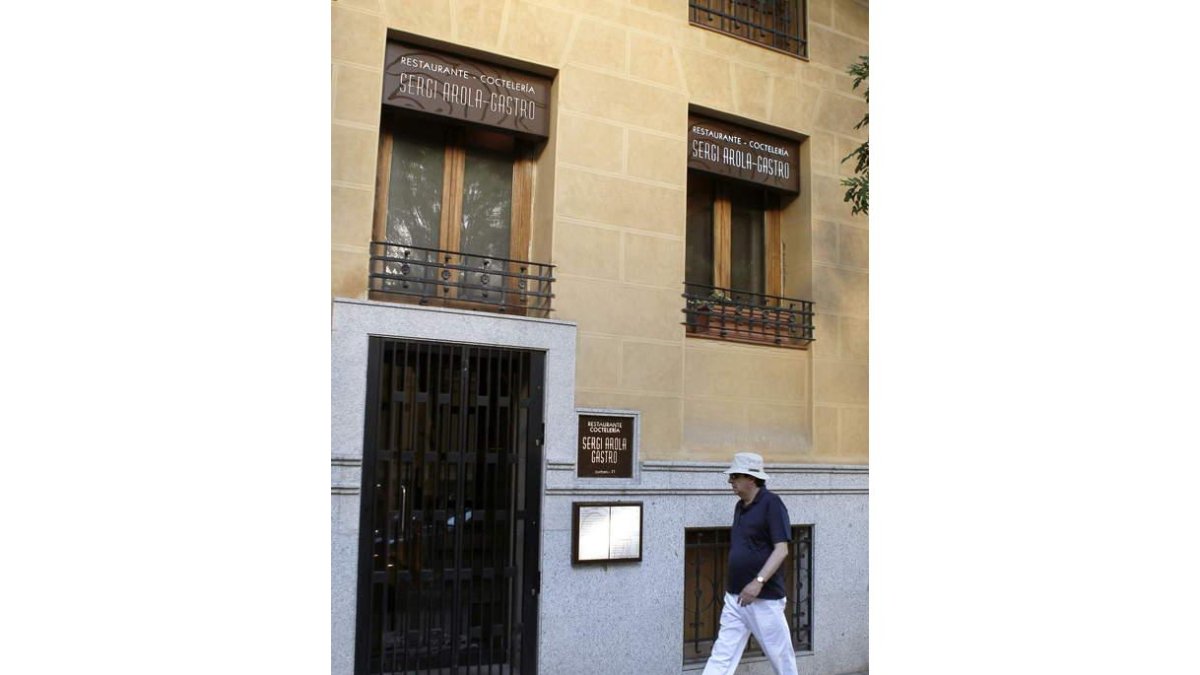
top-left (570, 501), bottom-right (644, 565)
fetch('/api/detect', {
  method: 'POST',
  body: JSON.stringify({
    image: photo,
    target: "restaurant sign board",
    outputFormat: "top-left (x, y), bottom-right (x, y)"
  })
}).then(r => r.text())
top-left (383, 42), bottom-right (551, 139)
top-left (687, 113), bottom-right (800, 193)
top-left (577, 412), bottom-right (635, 479)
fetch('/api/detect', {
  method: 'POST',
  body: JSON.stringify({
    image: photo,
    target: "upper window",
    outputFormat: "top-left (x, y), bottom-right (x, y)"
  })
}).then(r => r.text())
top-left (370, 116), bottom-right (549, 314)
top-left (686, 171), bottom-right (778, 301)
top-left (685, 170), bottom-right (819, 348)
top-left (379, 122), bottom-right (517, 262)
top-left (683, 114), bottom-right (813, 348)
top-left (689, 0), bottom-right (808, 58)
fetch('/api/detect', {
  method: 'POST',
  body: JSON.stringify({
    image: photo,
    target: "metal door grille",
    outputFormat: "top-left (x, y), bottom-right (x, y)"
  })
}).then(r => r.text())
top-left (356, 338), bottom-right (544, 675)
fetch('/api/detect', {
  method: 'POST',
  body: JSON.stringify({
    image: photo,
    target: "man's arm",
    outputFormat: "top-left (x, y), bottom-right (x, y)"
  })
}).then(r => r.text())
top-left (737, 541), bottom-right (789, 605)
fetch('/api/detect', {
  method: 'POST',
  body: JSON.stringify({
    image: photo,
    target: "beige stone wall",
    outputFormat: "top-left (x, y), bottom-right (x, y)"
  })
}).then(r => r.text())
top-left (331, 0), bottom-right (868, 464)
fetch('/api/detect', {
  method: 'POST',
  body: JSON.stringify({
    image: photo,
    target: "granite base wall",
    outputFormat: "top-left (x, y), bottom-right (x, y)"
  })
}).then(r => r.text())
top-left (331, 298), bottom-right (579, 675)
top-left (540, 461), bottom-right (868, 675)
top-left (331, 298), bottom-right (867, 675)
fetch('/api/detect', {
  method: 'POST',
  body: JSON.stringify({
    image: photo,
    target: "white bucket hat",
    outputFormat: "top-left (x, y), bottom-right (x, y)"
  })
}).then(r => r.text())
top-left (723, 452), bottom-right (769, 481)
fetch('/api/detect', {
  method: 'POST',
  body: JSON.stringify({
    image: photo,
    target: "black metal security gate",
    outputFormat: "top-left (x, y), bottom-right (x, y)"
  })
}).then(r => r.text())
top-left (356, 338), bottom-right (544, 675)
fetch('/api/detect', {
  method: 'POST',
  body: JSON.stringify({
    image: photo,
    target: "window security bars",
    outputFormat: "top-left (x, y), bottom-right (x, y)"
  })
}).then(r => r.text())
top-left (682, 283), bottom-right (815, 348)
top-left (689, 0), bottom-right (808, 58)
top-left (683, 526), bottom-right (813, 664)
top-left (370, 241), bottom-right (556, 318)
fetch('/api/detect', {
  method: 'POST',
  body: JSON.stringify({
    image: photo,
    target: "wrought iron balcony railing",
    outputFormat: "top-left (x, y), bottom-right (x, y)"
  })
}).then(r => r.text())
top-left (689, 0), bottom-right (808, 58)
top-left (369, 241), bottom-right (555, 318)
top-left (682, 283), bottom-right (814, 348)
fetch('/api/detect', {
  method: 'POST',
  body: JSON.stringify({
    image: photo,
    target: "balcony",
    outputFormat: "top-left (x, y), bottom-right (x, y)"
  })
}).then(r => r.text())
top-left (369, 241), bottom-right (556, 318)
top-left (689, 0), bottom-right (808, 59)
top-left (681, 283), bottom-right (814, 349)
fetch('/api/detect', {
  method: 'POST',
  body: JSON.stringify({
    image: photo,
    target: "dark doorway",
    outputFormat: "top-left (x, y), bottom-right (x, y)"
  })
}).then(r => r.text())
top-left (356, 338), bottom-right (544, 675)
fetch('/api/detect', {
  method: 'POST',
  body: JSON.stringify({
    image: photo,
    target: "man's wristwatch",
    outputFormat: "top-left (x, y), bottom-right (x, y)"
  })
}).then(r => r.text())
top-left (755, 575), bottom-right (766, 584)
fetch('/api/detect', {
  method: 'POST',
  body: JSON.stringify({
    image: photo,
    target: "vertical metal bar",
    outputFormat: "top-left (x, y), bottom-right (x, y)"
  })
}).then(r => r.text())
top-left (427, 340), bottom-right (439, 674)
top-left (480, 348), bottom-right (491, 674)
top-left (505, 353), bottom-right (519, 672)
top-left (482, 348), bottom-right (492, 672)
top-left (386, 341), bottom-right (400, 672)
top-left (513, 352), bottom-right (524, 675)
top-left (488, 347), bottom-right (501, 671)
top-left (712, 531), bottom-right (719, 653)
top-left (469, 348), bottom-right (483, 672)
top-left (477, 349), bottom-right (489, 673)
top-left (458, 343), bottom-right (468, 667)
top-left (498, 348), bottom-right (510, 672)
top-left (693, 532), bottom-right (701, 656)
top-left (404, 340), bottom-right (415, 674)
top-left (499, 348), bottom-right (512, 673)
top-left (521, 350), bottom-right (544, 675)
top-left (472, 348), bottom-right (482, 667)
top-left (448, 341), bottom-right (459, 675)
top-left (356, 338), bottom-right (382, 675)
top-left (486, 351), bottom-right (500, 674)
top-left (417, 342), bottom-right (427, 674)
top-left (473, 347), bottom-right (482, 671)
top-left (513, 357), bottom-right (524, 675)
top-left (805, 526), bottom-right (814, 650)
top-left (486, 348), bottom-right (497, 673)
top-left (414, 342), bottom-right (424, 672)
top-left (791, 526), bottom-right (807, 649)
top-left (400, 341), bottom-right (412, 675)
top-left (380, 341), bottom-right (391, 675)
top-left (800, 526), bottom-right (808, 648)
top-left (451, 344), bottom-right (469, 674)
top-left (500, 350), bottom-right (516, 673)
top-left (438, 341), bottom-right (447, 674)
top-left (385, 340), bottom-right (397, 675)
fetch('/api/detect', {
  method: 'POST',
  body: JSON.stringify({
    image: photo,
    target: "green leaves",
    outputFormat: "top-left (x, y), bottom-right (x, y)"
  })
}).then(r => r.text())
top-left (842, 140), bottom-right (868, 175)
top-left (841, 174), bottom-right (868, 216)
top-left (840, 55), bottom-right (869, 216)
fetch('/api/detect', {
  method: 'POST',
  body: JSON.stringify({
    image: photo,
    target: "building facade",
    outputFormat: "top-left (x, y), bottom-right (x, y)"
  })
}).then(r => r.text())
top-left (332, 1), bottom-right (868, 673)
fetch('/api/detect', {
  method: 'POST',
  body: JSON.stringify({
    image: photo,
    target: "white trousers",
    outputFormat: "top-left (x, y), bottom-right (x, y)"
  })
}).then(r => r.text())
top-left (702, 592), bottom-right (799, 675)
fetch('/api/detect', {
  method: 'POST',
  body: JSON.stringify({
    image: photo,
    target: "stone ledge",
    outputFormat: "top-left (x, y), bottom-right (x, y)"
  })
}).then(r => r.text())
top-left (332, 296), bottom-right (579, 327)
top-left (547, 487), bottom-right (866, 496)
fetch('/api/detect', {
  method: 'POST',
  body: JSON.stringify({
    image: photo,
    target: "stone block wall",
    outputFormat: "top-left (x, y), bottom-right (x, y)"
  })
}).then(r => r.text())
top-left (331, 0), bottom-right (869, 464)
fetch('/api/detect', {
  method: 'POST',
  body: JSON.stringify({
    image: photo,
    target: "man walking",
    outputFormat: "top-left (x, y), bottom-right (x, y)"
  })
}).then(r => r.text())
top-left (703, 452), bottom-right (798, 675)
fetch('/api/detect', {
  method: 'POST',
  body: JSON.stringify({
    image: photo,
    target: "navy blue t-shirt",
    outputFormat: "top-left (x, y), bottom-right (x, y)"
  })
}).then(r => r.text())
top-left (727, 487), bottom-right (791, 600)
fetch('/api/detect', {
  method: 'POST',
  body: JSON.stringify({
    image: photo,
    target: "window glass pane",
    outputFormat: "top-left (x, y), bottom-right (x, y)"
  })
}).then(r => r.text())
top-left (686, 173), bottom-right (714, 292)
top-left (729, 183), bottom-right (765, 297)
top-left (460, 145), bottom-right (512, 259)
top-left (460, 143), bottom-right (513, 304)
top-left (384, 129), bottom-right (444, 297)
top-left (386, 131), bottom-right (443, 250)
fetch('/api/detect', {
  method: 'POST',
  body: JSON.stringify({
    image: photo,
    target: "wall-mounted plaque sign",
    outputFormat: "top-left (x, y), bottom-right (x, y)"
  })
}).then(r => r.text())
top-left (572, 502), bottom-right (643, 564)
top-left (577, 412), bottom-right (635, 478)
top-left (688, 113), bottom-right (800, 193)
top-left (383, 42), bottom-right (551, 139)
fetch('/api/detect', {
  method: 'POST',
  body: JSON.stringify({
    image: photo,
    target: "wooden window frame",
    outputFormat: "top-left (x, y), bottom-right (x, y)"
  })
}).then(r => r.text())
top-left (370, 116), bottom-right (535, 311)
top-left (705, 180), bottom-right (783, 298)
top-left (686, 174), bottom-right (808, 348)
